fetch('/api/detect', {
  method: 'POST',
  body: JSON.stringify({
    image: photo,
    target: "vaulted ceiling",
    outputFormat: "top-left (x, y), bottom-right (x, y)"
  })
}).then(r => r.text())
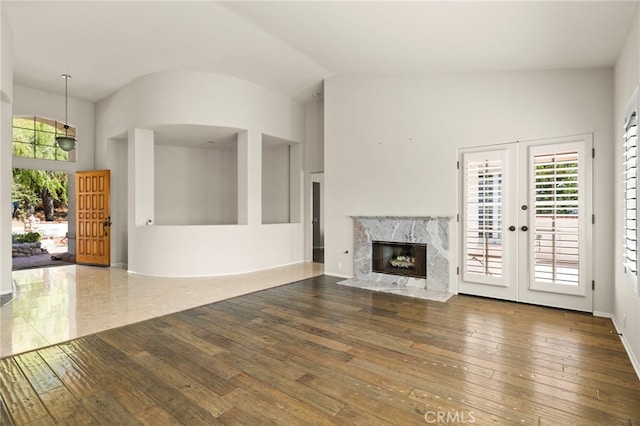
top-left (2, 1), bottom-right (637, 103)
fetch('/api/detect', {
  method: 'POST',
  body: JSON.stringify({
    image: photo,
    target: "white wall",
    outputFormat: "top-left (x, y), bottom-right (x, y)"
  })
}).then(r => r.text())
top-left (262, 143), bottom-right (291, 224)
top-left (95, 71), bottom-right (305, 276)
top-left (324, 69), bottom-right (614, 315)
top-left (303, 99), bottom-right (324, 261)
top-left (305, 99), bottom-right (324, 174)
top-left (155, 145), bottom-right (238, 225)
top-left (1, 12), bottom-right (12, 104)
top-left (11, 86), bottom-right (95, 173)
top-left (109, 138), bottom-right (128, 267)
top-left (614, 6), bottom-right (640, 376)
top-left (0, 12), bottom-right (13, 296)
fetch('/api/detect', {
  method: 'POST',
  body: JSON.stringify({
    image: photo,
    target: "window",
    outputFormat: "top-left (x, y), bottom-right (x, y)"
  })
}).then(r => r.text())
top-left (624, 88), bottom-right (639, 295)
top-left (12, 116), bottom-right (76, 161)
top-left (477, 172), bottom-right (502, 242)
top-left (533, 150), bottom-right (580, 285)
top-left (464, 154), bottom-right (504, 278)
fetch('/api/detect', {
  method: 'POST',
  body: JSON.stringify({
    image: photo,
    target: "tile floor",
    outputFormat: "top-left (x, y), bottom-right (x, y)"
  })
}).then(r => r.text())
top-left (0, 262), bottom-right (323, 358)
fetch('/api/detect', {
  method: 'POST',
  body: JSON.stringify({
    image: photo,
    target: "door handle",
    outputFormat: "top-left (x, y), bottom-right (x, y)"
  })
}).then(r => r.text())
top-left (508, 226), bottom-right (516, 231)
top-left (521, 225), bottom-right (528, 232)
top-left (103, 216), bottom-right (112, 237)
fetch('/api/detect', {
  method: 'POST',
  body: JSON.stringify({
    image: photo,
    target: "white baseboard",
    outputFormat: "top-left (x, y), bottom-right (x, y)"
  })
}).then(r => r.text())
top-left (595, 311), bottom-right (640, 380)
top-left (325, 272), bottom-right (352, 279)
top-left (110, 262), bottom-right (127, 269)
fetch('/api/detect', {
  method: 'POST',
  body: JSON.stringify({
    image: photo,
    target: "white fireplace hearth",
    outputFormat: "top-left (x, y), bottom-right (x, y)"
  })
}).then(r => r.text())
top-left (338, 216), bottom-right (454, 302)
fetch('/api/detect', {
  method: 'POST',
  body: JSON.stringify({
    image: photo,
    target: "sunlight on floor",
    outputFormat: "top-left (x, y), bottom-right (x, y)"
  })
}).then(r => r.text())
top-left (0, 262), bottom-right (323, 358)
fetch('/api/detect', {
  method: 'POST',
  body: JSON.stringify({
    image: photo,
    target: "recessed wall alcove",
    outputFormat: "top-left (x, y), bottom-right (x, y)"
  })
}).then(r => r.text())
top-left (154, 124), bottom-right (241, 226)
top-left (262, 134), bottom-right (302, 225)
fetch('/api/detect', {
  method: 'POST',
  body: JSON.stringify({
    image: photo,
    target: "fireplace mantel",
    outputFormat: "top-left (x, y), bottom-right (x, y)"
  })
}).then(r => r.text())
top-left (346, 215), bottom-right (452, 295)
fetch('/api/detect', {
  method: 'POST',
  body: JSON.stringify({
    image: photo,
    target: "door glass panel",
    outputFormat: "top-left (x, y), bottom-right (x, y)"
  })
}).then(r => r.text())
top-left (464, 155), bottom-right (503, 278)
top-left (533, 150), bottom-right (580, 285)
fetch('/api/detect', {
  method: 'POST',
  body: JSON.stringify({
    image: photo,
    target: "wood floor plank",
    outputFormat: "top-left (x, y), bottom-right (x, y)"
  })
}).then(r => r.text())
top-left (38, 386), bottom-right (97, 425)
top-left (333, 404), bottom-right (395, 425)
top-left (229, 372), bottom-right (344, 424)
top-left (134, 405), bottom-right (182, 426)
top-left (1, 275), bottom-right (638, 426)
top-left (128, 321), bottom-right (238, 396)
top-left (491, 370), bottom-right (638, 423)
top-left (278, 340), bottom-right (416, 397)
top-left (150, 316), bottom-right (227, 355)
top-left (64, 344), bottom-right (157, 415)
top-left (236, 342), bottom-right (348, 414)
top-left (133, 350), bottom-right (233, 417)
top-left (216, 405), bottom-right (276, 426)
top-left (109, 351), bottom-right (225, 425)
top-left (222, 388), bottom-right (310, 426)
top-left (408, 386), bottom-right (528, 425)
top-left (80, 390), bottom-right (143, 426)
top-left (0, 397), bottom-right (14, 426)
top-left (0, 358), bottom-right (50, 425)
top-left (20, 416), bottom-right (55, 426)
top-left (36, 346), bottom-right (101, 400)
top-left (12, 353), bottom-right (62, 395)
top-left (268, 342), bottom-right (430, 421)
top-left (298, 371), bottom-right (425, 424)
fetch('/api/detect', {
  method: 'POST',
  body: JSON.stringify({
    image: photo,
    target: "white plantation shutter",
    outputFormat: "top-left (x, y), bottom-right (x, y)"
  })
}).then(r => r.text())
top-left (533, 151), bottom-right (580, 285)
top-left (460, 138), bottom-right (592, 309)
top-left (624, 94), bottom-right (639, 294)
top-left (624, 112), bottom-right (637, 274)
top-left (463, 153), bottom-right (504, 280)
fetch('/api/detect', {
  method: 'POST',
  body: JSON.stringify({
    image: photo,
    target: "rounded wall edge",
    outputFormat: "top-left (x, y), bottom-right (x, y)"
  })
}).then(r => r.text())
top-left (95, 70), bottom-right (304, 144)
top-left (128, 223), bottom-right (304, 277)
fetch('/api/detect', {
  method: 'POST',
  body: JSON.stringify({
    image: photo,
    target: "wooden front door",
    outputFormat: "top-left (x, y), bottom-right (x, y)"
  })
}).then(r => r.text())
top-left (76, 170), bottom-right (111, 266)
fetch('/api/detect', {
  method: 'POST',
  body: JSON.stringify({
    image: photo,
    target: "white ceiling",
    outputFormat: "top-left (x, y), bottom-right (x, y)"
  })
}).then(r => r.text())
top-left (2, 1), bottom-right (638, 104)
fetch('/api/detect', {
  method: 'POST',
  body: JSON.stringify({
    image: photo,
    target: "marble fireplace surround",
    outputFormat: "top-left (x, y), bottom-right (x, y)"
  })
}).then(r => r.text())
top-left (338, 216), bottom-right (453, 302)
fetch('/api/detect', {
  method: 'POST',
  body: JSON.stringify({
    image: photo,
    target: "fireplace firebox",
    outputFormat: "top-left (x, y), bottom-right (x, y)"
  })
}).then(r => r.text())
top-left (372, 241), bottom-right (427, 279)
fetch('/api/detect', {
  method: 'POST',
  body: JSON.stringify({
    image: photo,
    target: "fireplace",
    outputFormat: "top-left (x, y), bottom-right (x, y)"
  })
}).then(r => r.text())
top-left (338, 216), bottom-right (453, 301)
top-left (348, 216), bottom-right (451, 292)
top-left (372, 241), bottom-right (427, 278)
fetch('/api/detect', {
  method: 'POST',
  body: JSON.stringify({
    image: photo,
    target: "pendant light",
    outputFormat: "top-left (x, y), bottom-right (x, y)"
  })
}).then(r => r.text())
top-left (55, 74), bottom-right (76, 152)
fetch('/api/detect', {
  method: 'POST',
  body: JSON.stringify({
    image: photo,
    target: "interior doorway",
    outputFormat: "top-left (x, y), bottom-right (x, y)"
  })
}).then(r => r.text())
top-left (312, 174), bottom-right (324, 263)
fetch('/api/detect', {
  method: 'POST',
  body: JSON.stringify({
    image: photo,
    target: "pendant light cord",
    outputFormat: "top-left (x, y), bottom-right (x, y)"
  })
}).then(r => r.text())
top-left (62, 74), bottom-right (71, 136)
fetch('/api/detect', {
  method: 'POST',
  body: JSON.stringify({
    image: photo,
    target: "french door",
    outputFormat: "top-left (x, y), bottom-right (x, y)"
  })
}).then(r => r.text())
top-left (459, 135), bottom-right (593, 312)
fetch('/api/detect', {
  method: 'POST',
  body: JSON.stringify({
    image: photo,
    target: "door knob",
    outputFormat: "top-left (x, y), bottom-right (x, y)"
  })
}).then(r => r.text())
top-left (508, 226), bottom-right (516, 231)
top-left (103, 216), bottom-right (112, 237)
top-left (521, 225), bottom-right (528, 232)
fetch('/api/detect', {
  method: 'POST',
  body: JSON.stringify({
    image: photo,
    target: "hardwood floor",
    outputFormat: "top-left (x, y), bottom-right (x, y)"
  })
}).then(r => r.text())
top-left (1, 275), bottom-right (638, 425)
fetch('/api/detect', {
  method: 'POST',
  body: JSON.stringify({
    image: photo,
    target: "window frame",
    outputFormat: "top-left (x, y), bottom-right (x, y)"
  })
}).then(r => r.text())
top-left (623, 87), bottom-right (639, 295)
top-left (12, 116), bottom-right (77, 162)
